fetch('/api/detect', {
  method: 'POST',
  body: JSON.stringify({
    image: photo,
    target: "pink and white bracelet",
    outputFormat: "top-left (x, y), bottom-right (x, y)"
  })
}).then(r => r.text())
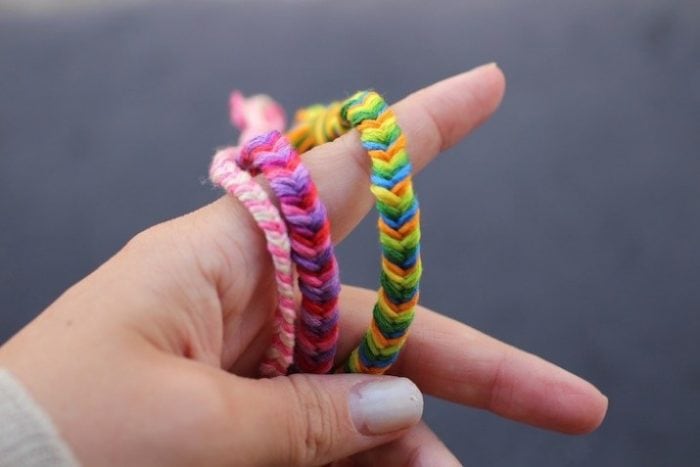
top-left (209, 148), bottom-right (296, 377)
top-left (208, 92), bottom-right (294, 377)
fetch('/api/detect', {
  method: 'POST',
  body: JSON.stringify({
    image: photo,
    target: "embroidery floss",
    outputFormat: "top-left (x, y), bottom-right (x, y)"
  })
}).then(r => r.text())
top-left (209, 91), bottom-right (294, 377)
top-left (217, 89), bottom-right (420, 376)
top-left (209, 148), bottom-right (296, 377)
top-left (286, 91), bottom-right (422, 375)
top-left (286, 101), bottom-right (349, 153)
top-left (237, 131), bottom-right (341, 374)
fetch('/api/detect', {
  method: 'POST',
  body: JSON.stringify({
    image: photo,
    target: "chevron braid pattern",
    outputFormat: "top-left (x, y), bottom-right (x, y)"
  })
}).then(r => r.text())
top-left (285, 91), bottom-right (422, 374)
top-left (209, 147), bottom-right (296, 377)
top-left (341, 91), bottom-right (422, 374)
top-left (287, 101), bottom-right (350, 153)
top-left (237, 131), bottom-right (341, 374)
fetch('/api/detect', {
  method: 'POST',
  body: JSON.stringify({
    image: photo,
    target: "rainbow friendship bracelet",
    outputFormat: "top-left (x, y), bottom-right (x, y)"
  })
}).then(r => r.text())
top-left (209, 148), bottom-right (296, 377)
top-left (237, 131), bottom-right (341, 374)
top-left (287, 91), bottom-right (422, 375)
top-left (286, 101), bottom-right (349, 153)
top-left (339, 91), bottom-right (421, 374)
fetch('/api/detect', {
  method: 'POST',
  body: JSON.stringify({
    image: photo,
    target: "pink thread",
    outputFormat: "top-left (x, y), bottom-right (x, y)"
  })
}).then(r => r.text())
top-left (210, 148), bottom-right (296, 377)
top-left (229, 91), bottom-right (287, 145)
top-left (208, 91), bottom-right (294, 377)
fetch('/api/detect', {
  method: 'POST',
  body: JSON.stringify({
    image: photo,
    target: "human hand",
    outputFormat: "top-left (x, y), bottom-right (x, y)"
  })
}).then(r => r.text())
top-left (0, 63), bottom-right (607, 466)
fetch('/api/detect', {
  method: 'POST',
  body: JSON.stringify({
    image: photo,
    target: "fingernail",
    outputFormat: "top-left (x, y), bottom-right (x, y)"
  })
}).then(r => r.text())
top-left (349, 377), bottom-right (423, 435)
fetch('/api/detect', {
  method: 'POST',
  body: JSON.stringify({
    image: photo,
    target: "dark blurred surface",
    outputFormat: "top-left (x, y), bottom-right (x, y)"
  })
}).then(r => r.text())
top-left (1, 0), bottom-right (698, 464)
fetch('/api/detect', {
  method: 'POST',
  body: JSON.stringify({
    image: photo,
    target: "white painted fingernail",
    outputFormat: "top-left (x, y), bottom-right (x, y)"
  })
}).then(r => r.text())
top-left (349, 377), bottom-right (423, 435)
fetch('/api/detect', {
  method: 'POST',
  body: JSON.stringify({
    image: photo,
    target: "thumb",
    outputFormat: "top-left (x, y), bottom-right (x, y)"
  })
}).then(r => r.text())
top-left (229, 373), bottom-right (423, 466)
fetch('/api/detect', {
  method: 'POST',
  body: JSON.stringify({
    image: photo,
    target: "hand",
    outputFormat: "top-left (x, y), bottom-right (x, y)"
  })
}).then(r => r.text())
top-left (0, 63), bottom-right (607, 466)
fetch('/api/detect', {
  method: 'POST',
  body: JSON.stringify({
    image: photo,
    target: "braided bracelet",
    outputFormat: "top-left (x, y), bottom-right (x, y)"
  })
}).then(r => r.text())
top-left (287, 91), bottom-right (422, 375)
top-left (209, 148), bottom-right (296, 377)
top-left (236, 131), bottom-right (341, 374)
top-left (286, 101), bottom-right (349, 153)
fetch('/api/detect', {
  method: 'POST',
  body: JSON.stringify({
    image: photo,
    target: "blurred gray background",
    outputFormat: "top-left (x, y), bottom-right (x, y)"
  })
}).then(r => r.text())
top-left (1, 0), bottom-right (698, 465)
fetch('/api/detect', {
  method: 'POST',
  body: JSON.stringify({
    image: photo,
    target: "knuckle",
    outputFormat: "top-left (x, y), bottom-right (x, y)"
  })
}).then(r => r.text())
top-left (413, 94), bottom-right (445, 156)
top-left (123, 224), bottom-right (167, 254)
top-left (339, 132), bottom-right (373, 180)
top-left (284, 374), bottom-right (340, 465)
top-left (487, 351), bottom-right (516, 414)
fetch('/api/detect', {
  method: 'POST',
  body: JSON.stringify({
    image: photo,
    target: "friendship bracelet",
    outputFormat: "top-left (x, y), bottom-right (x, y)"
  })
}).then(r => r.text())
top-left (286, 101), bottom-right (349, 153)
top-left (237, 131), bottom-right (341, 374)
top-left (218, 89), bottom-right (419, 375)
top-left (209, 148), bottom-right (296, 377)
top-left (287, 91), bottom-right (422, 375)
top-left (341, 91), bottom-right (422, 374)
top-left (207, 92), bottom-right (294, 376)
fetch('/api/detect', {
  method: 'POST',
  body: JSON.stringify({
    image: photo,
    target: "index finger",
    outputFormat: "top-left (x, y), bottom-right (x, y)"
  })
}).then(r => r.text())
top-left (197, 63), bottom-right (505, 310)
top-left (303, 62), bottom-right (506, 241)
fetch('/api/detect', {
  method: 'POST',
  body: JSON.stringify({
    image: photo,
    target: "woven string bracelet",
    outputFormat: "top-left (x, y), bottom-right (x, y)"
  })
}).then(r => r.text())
top-left (209, 148), bottom-right (296, 377)
top-left (209, 92), bottom-right (294, 376)
top-left (286, 91), bottom-right (422, 375)
top-left (236, 131), bottom-right (341, 374)
top-left (286, 101), bottom-right (349, 153)
top-left (229, 93), bottom-right (341, 374)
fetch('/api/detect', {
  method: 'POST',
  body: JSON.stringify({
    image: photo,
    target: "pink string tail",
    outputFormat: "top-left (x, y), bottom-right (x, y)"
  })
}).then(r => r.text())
top-left (229, 90), bottom-right (287, 145)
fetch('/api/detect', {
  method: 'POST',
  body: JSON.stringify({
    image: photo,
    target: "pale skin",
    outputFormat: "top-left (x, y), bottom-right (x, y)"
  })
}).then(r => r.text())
top-left (0, 63), bottom-right (607, 466)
